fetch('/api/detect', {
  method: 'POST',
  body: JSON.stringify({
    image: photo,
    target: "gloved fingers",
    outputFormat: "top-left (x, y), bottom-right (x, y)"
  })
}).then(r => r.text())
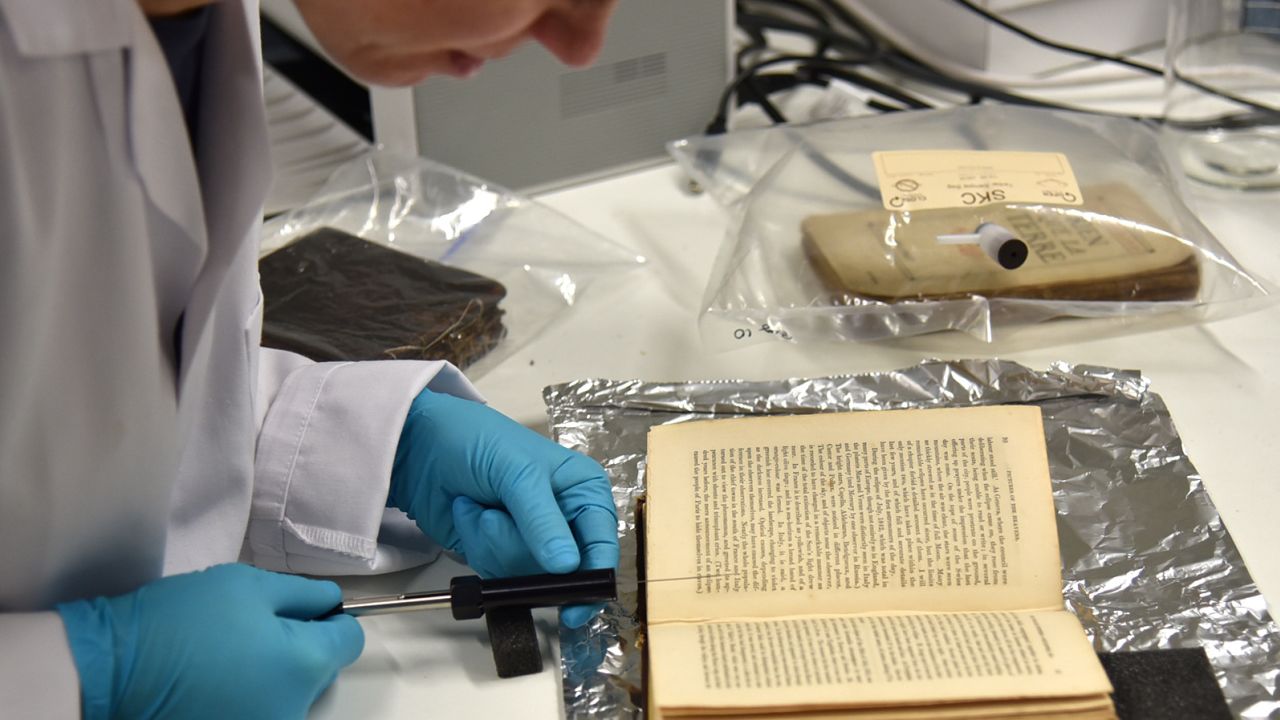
top-left (568, 505), bottom-right (621, 572)
top-left (310, 614), bottom-right (365, 669)
top-left (54, 598), bottom-right (117, 720)
top-left (283, 613), bottom-right (365, 676)
top-left (452, 496), bottom-right (545, 578)
top-left (254, 568), bottom-right (344, 620)
top-left (561, 506), bottom-right (618, 627)
top-left (551, 453), bottom-right (618, 568)
top-left (550, 453), bottom-right (615, 501)
top-left (312, 670), bottom-right (341, 707)
top-left (500, 465), bottom-right (581, 574)
top-left (560, 602), bottom-right (606, 630)
top-left (554, 460), bottom-right (618, 632)
top-left (455, 498), bottom-right (612, 628)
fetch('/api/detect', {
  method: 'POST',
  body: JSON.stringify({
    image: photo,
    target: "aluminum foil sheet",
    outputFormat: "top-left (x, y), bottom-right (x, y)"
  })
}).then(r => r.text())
top-left (545, 359), bottom-right (1280, 719)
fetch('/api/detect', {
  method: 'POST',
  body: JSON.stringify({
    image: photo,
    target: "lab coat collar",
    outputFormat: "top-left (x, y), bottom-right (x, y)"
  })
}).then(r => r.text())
top-left (176, 0), bottom-right (270, 394)
top-left (127, 5), bottom-right (211, 264)
top-left (195, 0), bottom-right (269, 265)
top-left (3, 0), bottom-right (270, 396)
top-left (122, 0), bottom-right (272, 326)
top-left (0, 0), bottom-right (212, 297)
top-left (0, 0), bottom-right (134, 56)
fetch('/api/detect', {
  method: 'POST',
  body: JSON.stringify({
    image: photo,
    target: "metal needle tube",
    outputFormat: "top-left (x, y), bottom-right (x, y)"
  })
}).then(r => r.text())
top-left (337, 589), bottom-right (453, 616)
top-left (322, 568), bottom-right (618, 620)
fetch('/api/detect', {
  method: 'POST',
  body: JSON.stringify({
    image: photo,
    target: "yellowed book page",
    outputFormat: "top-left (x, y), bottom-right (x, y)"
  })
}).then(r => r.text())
top-left (671, 710), bottom-right (1117, 720)
top-left (650, 611), bottom-right (1112, 714)
top-left (662, 694), bottom-right (1115, 719)
top-left (646, 406), bottom-right (1061, 623)
top-left (843, 703), bottom-right (1115, 720)
top-left (651, 670), bottom-right (665, 720)
top-left (666, 704), bottom-right (1115, 720)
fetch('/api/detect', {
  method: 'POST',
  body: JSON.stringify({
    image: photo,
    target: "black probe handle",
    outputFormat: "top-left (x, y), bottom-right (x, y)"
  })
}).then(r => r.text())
top-left (449, 568), bottom-right (617, 620)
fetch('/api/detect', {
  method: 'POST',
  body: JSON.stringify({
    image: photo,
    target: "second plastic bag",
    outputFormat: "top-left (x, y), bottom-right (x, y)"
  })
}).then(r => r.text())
top-left (670, 107), bottom-right (1272, 348)
top-left (261, 149), bottom-right (645, 377)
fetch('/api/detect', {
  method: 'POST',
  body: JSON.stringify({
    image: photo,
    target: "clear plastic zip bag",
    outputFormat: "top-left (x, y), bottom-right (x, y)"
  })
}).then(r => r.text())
top-left (260, 149), bottom-right (645, 377)
top-left (669, 107), bottom-right (1273, 348)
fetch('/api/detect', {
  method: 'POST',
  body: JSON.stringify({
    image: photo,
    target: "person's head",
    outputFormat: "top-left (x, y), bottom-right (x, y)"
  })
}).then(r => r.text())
top-left (292, 0), bottom-right (620, 86)
top-left (139, 0), bottom-right (618, 86)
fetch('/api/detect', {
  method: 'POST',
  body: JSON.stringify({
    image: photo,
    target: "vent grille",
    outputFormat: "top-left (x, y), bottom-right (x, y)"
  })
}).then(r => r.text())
top-left (560, 52), bottom-right (669, 119)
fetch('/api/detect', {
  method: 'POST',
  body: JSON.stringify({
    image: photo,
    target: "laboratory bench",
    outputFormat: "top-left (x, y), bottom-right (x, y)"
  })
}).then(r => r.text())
top-left (308, 159), bottom-right (1280, 719)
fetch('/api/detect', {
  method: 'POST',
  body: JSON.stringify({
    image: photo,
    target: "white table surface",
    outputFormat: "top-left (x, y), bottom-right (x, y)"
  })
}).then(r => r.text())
top-left (311, 157), bottom-right (1280, 719)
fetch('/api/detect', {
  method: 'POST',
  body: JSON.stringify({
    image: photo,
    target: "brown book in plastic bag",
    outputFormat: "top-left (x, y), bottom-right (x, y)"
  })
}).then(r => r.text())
top-left (801, 184), bottom-right (1199, 303)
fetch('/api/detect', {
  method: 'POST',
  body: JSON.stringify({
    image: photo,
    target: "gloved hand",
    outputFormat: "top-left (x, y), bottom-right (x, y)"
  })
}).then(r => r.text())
top-left (56, 563), bottom-right (363, 720)
top-left (388, 388), bottom-right (619, 628)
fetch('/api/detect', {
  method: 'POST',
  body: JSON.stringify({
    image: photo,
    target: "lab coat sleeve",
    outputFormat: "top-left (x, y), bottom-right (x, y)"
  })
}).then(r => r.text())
top-left (0, 613), bottom-right (79, 720)
top-left (247, 347), bottom-right (485, 575)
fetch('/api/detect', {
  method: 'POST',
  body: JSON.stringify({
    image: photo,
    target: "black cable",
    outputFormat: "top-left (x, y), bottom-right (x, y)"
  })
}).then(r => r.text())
top-left (742, 75), bottom-right (790, 123)
top-left (840, 7), bottom-right (1164, 117)
top-left (808, 65), bottom-right (933, 110)
top-left (706, 53), bottom-right (937, 135)
top-left (823, 3), bottom-right (1162, 118)
top-left (731, 3), bottom-right (1122, 122)
top-left (948, 0), bottom-right (1280, 118)
top-left (756, 0), bottom-right (883, 57)
top-left (715, 0), bottom-right (1152, 183)
top-left (702, 4), bottom-right (1128, 196)
top-left (866, 98), bottom-right (906, 113)
top-left (735, 9), bottom-right (878, 63)
top-left (735, 35), bottom-right (768, 74)
top-left (702, 0), bottom-right (1277, 200)
top-left (708, 54), bottom-right (838, 133)
top-left (737, 0), bottom-right (830, 39)
top-left (728, 2), bottom-right (899, 125)
top-left (888, 50), bottom-right (1269, 129)
top-left (707, 54), bottom-right (808, 134)
top-left (878, 53), bottom-right (1122, 115)
top-left (949, 0), bottom-right (1163, 77)
top-left (738, 0), bottom-right (883, 62)
top-left (730, 0), bottom-right (1277, 129)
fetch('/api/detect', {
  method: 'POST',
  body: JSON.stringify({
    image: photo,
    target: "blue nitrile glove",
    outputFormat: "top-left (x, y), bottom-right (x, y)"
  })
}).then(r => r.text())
top-left (56, 563), bottom-right (363, 720)
top-left (389, 388), bottom-right (620, 628)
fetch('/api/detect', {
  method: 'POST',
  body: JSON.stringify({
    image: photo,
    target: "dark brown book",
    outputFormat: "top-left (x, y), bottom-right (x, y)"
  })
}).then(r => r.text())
top-left (259, 227), bottom-right (506, 370)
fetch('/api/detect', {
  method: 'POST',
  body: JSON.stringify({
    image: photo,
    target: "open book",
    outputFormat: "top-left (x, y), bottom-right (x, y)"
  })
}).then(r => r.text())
top-left (644, 405), bottom-right (1115, 719)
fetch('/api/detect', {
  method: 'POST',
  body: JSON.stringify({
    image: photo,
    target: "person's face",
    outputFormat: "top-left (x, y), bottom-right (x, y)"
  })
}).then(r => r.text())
top-left (293, 0), bottom-right (620, 86)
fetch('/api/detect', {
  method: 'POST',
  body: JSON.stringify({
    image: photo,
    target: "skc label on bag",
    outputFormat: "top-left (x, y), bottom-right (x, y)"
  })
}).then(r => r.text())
top-left (871, 150), bottom-right (1084, 211)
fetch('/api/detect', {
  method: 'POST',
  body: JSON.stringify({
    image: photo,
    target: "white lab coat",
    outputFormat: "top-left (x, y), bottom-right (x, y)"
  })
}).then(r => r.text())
top-left (0, 1), bottom-right (479, 715)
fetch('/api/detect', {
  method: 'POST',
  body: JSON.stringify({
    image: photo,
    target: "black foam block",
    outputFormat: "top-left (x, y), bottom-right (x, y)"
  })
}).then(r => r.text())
top-left (486, 606), bottom-right (543, 678)
top-left (1099, 648), bottom-right (1232, 720)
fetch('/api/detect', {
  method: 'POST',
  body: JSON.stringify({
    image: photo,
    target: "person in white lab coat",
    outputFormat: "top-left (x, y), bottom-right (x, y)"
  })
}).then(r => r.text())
top-left (0, 1), bottom-right (620, 718)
